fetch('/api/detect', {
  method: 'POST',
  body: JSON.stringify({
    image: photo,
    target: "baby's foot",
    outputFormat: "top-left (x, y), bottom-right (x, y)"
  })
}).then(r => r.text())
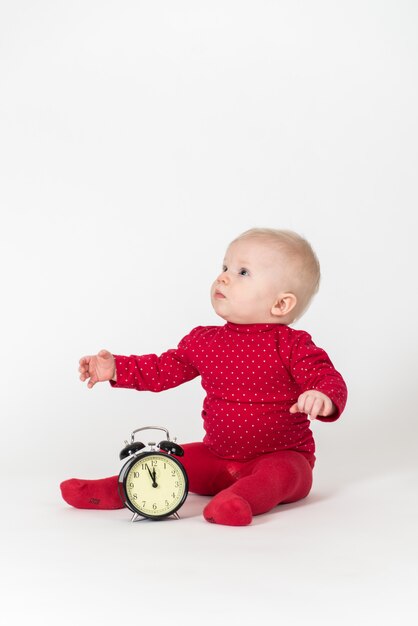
top-left (60, 476), bottom-right (124, 510)
top-left (203, 491), bottom-right (252, 526)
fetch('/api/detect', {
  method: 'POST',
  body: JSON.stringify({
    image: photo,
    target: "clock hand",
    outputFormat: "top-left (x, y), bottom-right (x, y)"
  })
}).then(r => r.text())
top-left (145, 464), bottom-right (155, 482)
top-left (145, 464), bottom-right (158, 488)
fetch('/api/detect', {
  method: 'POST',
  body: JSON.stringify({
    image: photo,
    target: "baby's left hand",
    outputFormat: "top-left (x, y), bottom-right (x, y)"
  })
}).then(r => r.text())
top-left (289, 390), bottom-right (336, 420)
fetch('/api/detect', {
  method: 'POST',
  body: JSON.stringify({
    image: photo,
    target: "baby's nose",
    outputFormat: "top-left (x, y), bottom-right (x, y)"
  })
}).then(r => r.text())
top-left (216, 272), bottom-right (229, 284)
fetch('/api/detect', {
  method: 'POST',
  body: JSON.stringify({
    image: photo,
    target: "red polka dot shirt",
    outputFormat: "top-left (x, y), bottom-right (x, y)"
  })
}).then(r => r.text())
top-left (111, 323), bottom-right (347, 461)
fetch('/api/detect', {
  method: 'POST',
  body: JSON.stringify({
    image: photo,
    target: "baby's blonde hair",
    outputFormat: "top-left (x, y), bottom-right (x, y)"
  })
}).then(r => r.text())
top-left (233, 227), bottom-right (321, 321)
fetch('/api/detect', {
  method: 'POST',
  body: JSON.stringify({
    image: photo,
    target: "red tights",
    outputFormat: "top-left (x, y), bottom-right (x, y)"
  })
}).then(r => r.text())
top-left (60, 443), bottom-right (314, 526)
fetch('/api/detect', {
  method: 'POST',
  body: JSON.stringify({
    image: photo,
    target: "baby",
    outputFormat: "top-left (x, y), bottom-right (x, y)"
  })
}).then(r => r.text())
top-left (61, 228), bottom-right (347, 526)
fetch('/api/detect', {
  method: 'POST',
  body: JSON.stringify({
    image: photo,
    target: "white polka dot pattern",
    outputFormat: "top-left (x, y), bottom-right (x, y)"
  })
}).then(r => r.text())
top-left (111, 323), bottom-right (347, 460)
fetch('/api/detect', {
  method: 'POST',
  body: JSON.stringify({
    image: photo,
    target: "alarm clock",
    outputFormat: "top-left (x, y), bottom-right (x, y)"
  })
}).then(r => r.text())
top-left (118, 426), bottom-right (189, 521)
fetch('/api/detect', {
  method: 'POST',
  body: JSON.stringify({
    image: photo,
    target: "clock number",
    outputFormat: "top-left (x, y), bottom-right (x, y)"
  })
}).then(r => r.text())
top-left (151, 460), bottom-right (157, 467)
top-left (171, 470), bottom-right (176, 477)
top-left (153, 503), bottom-right (157, 510)
top-left (132, 493), bottom-right (138, 500)
top-left (133, 472), bottom-right (139, 478)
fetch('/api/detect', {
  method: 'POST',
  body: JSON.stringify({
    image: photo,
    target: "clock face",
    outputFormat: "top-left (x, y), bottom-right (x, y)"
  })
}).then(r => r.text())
top-left (121, 453), bottom-right (188, 519)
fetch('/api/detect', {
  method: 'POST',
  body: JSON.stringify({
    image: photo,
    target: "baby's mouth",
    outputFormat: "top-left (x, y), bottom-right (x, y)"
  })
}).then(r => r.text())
top-left (214, 290), bottom-right (226, 299)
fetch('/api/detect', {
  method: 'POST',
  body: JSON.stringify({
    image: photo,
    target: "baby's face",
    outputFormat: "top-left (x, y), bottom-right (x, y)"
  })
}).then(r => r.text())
top-left (211, 237), bottom-right (290, 324)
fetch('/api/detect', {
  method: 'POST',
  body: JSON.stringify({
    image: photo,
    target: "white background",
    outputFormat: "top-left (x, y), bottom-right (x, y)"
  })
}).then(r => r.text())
top-left (1, 1), bottom-right (417, 624)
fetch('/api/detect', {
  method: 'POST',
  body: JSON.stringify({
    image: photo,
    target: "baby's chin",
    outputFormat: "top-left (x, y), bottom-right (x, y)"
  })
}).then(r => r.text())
top-left (210, 299), bottom-right (277, 325)
top-left (213, 310), bottom-right (276, 325)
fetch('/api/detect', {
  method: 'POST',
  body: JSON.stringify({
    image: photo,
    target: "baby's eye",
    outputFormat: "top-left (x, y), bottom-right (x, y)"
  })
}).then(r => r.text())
top-left (222, 265), bottom-right (228, 272)
top-left (238, 268), bottom-right (250, 276)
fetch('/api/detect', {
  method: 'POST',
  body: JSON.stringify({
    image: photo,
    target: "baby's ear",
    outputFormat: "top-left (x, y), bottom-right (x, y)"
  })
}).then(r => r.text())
top-left (271, 293), bottom-right (297, 318)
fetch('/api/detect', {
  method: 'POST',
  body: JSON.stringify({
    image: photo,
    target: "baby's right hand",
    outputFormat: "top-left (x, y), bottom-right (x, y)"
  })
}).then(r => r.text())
top-left (79, 350), bottom-right (116, 389)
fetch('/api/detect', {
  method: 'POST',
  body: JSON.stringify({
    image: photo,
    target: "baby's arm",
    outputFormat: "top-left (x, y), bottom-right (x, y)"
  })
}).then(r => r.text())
top-left (110, 347), bottom-right (199, 392)
top-left (79, 349), bottom-right (116, 389)
top-left (286, 330), bottom-right (347, 421)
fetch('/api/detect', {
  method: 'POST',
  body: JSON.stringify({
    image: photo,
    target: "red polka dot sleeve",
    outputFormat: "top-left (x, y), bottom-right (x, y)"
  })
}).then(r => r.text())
top-left (283, 329), bottom-right (347, 421)
top-left (110, 328), bottom-right (201, 392)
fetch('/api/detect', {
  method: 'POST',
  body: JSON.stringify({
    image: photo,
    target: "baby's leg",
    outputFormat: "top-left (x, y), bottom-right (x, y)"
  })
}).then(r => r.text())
top-left (60, 442), bottom-right (232, 510)
top-left (203, 451), bottom-right (313, 526)
top-left (178, 442), bottom-right (237, 495)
